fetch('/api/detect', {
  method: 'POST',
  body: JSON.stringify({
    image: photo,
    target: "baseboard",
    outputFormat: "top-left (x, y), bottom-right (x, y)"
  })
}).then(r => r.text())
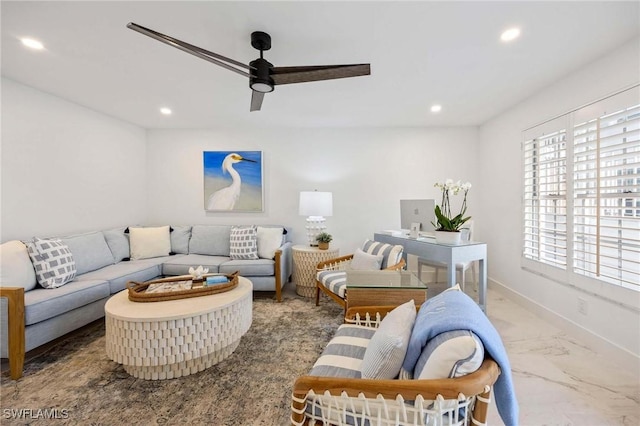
top-left (489, 277), bottom-right (640, 372)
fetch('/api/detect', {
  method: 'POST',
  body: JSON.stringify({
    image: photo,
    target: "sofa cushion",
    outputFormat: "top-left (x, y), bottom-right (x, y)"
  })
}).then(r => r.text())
top-left (414, 330), bottom-right (484, 380)
top-left (129, 226), bottom-right (171, 260)
top-left (170, 225), bottom-right (191, 254)
top-left (361, 240), bottom-right (404, 269)
top-left (23, 279), bottom-right (110, 325)
top-left (316, 270), bottom-right (347, 299)
top-left (229, 226), bottom-right (259, 260)
top-left (189, 225), bottom-right (231, 256)
top-left (218, 259), bottom-right (274, 276)
top-left (257, 226), bottom-right (284, 259)
top-left (61, 231), bottom-right (114, 275)
top-left (26, 238), bottom-right (77, 289)
top-left (360, 299), bottom-right (416, 379)
top-left (161, 254), bottom-right (229, 276)
top-left (309, 324), bottom-right (376, 378)
top-left (78, 257), bottom-right (169, 294)
top-left (0, 240), bottom-right (37, 291)
top-left (102, 227), bottom-right (130, 262)
top-left (350, 248), bottom-right (384, 270)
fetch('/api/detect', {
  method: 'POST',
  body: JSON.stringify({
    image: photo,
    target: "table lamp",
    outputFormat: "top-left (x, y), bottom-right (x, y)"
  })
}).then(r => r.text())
top-left (299, 191), bottom-right (333, 246)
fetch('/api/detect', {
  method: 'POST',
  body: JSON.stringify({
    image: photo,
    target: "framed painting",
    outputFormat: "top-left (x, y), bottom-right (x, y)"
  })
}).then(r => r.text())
top-left (203, 151), bottom-right (263, 212)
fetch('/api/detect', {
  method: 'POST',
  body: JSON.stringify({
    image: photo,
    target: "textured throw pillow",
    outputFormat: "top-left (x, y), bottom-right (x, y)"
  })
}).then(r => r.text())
top-left (350, 248), bottom-right (384, 270)
top-left (256, 226), bottom-right (283, 259)
top-left (229, 226), bottom-right (259, 260)
top-left (25, 237), bottom-right (77, 289)
top-left (129, 226), bottom-right (171, 260)
top-left (413, 330), bottom-right (484, 380)
top-left (360, 299), bottom-right (417, 379)
top-left (0, 240), bottom-right (37, 291)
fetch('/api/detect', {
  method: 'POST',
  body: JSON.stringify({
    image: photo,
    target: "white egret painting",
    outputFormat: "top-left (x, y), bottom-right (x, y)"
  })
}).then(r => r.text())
top-left (203, 151), bottom-right (263, 212)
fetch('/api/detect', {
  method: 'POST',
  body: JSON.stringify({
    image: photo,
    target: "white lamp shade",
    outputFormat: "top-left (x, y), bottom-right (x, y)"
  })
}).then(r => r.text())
top-left (299, 191), bottom-right (333, 217)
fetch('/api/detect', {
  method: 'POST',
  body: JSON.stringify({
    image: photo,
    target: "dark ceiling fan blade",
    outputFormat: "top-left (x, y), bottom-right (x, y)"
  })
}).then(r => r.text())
top-left (271, 64), bottom-right (370, 85)
top-left (250, 90), bottom-right (265, 112)
top-left (127, 23), bottom-right (252, 78)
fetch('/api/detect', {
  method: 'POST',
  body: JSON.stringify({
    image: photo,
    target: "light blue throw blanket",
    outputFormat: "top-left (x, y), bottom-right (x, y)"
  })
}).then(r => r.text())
top-left (400, 290), bottom-right (519, 426)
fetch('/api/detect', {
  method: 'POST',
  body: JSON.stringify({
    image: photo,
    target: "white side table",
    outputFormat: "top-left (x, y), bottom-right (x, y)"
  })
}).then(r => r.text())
top-left (292, 245), bottom-right (339, 298)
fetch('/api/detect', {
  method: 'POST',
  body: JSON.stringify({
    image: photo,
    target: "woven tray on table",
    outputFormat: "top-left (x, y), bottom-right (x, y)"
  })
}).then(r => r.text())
top-left (127, 271), bottom-right (239, 302)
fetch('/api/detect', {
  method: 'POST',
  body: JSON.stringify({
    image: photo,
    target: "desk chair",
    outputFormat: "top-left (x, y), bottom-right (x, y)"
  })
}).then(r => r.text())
top-left (417, 222), bottom-right (477, 291)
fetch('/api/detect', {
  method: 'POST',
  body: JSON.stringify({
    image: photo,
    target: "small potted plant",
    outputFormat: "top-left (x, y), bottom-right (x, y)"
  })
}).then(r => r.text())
top-left (315, 232), bottom-right (333, 250)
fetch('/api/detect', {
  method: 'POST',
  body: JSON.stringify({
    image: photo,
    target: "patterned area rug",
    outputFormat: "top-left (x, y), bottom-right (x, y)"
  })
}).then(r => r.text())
top-left (0, 291), bottom-right (343, 425)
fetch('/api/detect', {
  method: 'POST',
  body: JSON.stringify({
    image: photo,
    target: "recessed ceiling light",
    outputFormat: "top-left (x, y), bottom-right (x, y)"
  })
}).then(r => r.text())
top-left (430, 105), bottom-right (442, 113)
top-left (21, 38), bottom-right (44, 50)
top-left (160, 107), bottom-right (172, 115)
top-left (500, 28), bottom-right (521, 42)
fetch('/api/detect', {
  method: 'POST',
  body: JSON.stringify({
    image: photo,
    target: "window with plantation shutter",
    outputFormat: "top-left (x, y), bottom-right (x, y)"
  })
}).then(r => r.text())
top-left (523, 129), bottom-right (568, 270)
top-left (523, 86), bottom-right (640, 291)
top-left (573, 104), bottom-right (640, 289)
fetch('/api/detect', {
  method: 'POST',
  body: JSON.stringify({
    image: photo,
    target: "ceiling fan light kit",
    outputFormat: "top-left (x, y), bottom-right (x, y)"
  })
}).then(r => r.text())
top-left (127, 23), bottom-right (370, 112)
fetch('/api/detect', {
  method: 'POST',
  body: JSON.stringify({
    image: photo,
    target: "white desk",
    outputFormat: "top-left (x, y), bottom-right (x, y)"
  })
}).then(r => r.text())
top-left (374, 232), bottom-right (488, 312)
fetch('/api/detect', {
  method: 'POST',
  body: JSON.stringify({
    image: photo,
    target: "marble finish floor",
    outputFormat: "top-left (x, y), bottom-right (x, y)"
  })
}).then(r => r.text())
top-left (442, 283), bottom-right (640, 425)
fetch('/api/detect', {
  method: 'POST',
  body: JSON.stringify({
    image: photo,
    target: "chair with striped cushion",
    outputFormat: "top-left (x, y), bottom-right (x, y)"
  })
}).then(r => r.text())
top-left (291, 305), bottom-right (501, 426)
top-left (315, 239), bottom-right (406, 311)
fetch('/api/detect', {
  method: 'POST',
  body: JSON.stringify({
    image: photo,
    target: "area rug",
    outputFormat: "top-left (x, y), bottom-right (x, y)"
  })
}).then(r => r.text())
top-left (0, 292), bottom-right (344, 425)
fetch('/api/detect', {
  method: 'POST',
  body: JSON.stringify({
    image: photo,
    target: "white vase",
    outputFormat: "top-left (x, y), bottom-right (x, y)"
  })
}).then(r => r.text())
top-left (434, 230), bottom-right (462, 245)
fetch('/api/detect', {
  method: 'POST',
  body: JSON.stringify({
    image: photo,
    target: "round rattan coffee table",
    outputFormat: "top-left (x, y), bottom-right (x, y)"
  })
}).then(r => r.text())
top-left (105, 276), bottom-right (252, 380)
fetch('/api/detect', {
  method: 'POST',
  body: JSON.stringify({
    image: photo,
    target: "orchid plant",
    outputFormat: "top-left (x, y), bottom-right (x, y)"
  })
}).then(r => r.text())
top-left (432, 179), bottom-right (472, 232)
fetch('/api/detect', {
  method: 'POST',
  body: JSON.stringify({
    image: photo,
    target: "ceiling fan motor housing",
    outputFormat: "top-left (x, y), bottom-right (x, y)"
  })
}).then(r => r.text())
top-left (249, 58), bottom-right (275, 93)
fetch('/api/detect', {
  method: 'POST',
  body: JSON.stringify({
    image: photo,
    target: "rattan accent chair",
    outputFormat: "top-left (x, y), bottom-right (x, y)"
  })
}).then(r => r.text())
top-left (315, 240), bottom-right (406, 311)
top-left (291, 306), bottom-right (501, 426)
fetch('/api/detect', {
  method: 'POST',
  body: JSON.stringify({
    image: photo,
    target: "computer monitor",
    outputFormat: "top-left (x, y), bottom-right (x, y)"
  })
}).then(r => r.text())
top-left (400, 199), bottom-right (436, 236)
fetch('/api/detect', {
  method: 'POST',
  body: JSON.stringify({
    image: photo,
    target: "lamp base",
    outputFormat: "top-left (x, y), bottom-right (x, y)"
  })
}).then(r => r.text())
top-left (305, 216), bottom-right (326, 247)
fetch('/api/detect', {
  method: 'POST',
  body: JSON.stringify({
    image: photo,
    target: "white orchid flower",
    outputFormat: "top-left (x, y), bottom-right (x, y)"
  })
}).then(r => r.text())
top-left (433, 178), bottom-right (472, 232)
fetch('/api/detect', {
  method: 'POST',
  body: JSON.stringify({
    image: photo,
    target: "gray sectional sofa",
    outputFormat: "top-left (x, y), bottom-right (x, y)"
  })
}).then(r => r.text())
top-left (0, 224), bottom-right (292, 380)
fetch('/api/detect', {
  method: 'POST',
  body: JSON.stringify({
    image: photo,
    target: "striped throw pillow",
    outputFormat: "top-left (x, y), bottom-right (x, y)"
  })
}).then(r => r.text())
top-left (361, 240), bottom-right (404, 269)
top-left (414, 330), bottom-right (484, 379)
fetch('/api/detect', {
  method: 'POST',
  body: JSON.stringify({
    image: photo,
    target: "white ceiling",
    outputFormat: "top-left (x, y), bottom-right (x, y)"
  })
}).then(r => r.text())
top-left (2, 1), bottom-right (639, 129)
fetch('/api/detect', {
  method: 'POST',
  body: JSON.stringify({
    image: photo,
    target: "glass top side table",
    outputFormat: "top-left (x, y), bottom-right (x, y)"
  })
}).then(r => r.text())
top-left (345, 270), bottom-right (427, 311)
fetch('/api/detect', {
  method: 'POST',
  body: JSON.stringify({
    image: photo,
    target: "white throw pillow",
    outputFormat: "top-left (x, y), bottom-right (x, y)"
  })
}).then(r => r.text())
top-left (257, 226), bottom-right (283, 259)
top-left (0, 240), bottom-right (37, 291)
top-left (350, 248), bottom-right (384, 270)
top-left (229, 226), bottom-right (259, 260)
top-left (414, 330), bottom-right (484, 379)
top-left (360, 299), bottom-right (417, 379)
top-left (25, 237), bottom-right (77, 289)
top-left (129, 226), bottom-right (171, 260)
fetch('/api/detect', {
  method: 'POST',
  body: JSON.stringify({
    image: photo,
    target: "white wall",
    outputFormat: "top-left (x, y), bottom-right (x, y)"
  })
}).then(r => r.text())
top-left (477, 37), bottom-right (640, 364)
top-left (0, 78), bottom-right (148, 241)
top-left (145, 127), bottom-right (479, 253)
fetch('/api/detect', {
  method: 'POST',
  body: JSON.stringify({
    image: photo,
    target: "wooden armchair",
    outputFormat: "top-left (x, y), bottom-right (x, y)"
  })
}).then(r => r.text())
top-left (315, 252), bottom-right (406, 311)
top-left (291, 305), bottom-right (501, 426)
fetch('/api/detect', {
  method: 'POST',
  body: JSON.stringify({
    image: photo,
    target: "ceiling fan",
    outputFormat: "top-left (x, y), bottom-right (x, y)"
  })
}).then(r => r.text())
top-left (127, 23), bottom-right (371, 112)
